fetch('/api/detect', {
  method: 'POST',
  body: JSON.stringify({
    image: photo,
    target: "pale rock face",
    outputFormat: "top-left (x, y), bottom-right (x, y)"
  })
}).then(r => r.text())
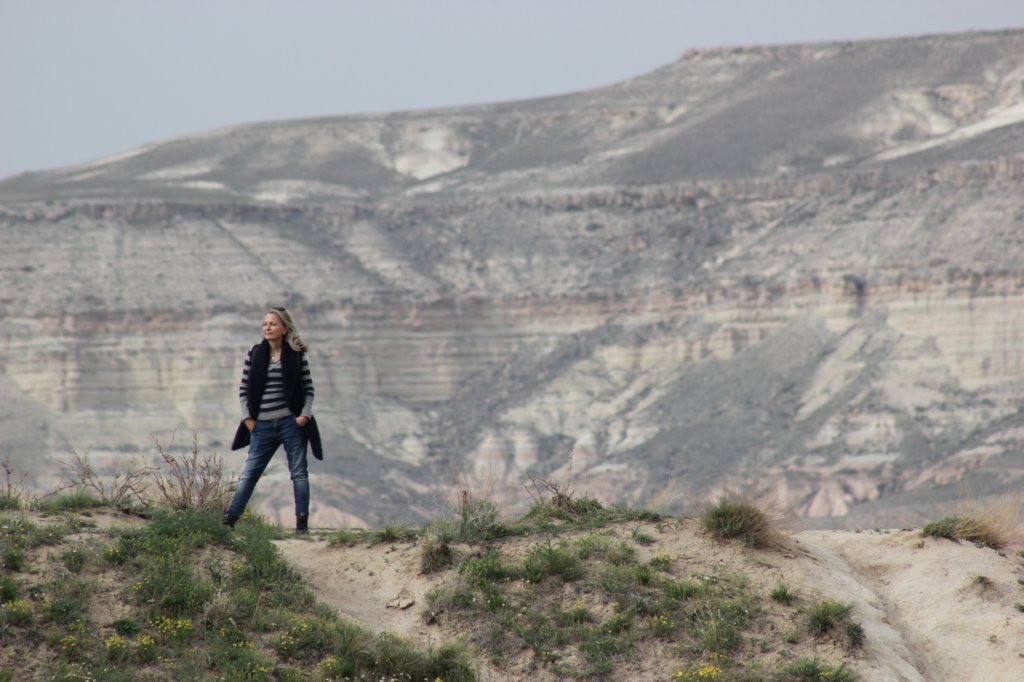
top-left (391, 124), bottom-right (470, 180)
top-left (3, 29), bottom-right (1024, 527)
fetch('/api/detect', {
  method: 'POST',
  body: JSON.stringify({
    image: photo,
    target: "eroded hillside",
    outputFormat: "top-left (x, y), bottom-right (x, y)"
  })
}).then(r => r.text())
top-left (1, 29), bottom-right (1023, 527)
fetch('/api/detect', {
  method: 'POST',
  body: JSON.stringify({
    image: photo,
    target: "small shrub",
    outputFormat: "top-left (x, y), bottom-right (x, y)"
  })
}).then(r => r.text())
top-left (0, 598), bottom-right (32, 627)
top-left (921, 494), bottom-right (1022, 549)
top-left (104, 633), bottom-right (129, 662)
top-left (690, 608), bottom-right (741, 655)
top-left (274, 615), bottom-right (336, 662)
top-left (770, 582), bottom-right (797, 605)
top-left (783, 657), bottom-right (857, 681)
top-left (150, 432), bottom-right (235, 511)
top-left (556, 601), bottom-right (595, 627)
top-left (372, 523), bottom-right (418, 544)
top-left (806, 599), bottom-right (854, 636)
top-left (575, 533), bottom-right (634, 564)
top-left (845, 620), bottom-right (865, 648)
top-left (424, 584), bottom-right (475, 620)
top-left (58, 451), bottom-right (150, 513)
top-left (57, 633), bottom-right (81, 659)
top-left (630, 526), bottom-right (655, 545)
top-left (419, 531), bottom-right (455, 574)
top-left (524, 541), bottom-right (582, 583)
top-left (458, 498), bottom-right (504, 541)
top-left (0, 576), bottom-right (16, 603)
top-left (921, 516), bottom-right (961, 540)
top-left (112, 618), bottom-right (141, 637)
top-left (43, 577), bottom-right (93, 625)
top-left (649, 613), bottom-right (678, 638)
top-left (633, 564), bottom-right (654, 586)
top-left (524, 475), bottom-right (612, 526)
top-left (134, 634), bottom-right (157, 663)
top-left (209, 628), bottom-right (273, 680)
top-left (1, 546), bottom-right (23, 572)
top-left (134, 552), bottom-right (214, 617)
top-left (461, 550), bottom-right (520, 586)
top-left (649, 551), bottom-right (673, 571)
top-left (674, 663), bottom-right (724, 680)
top-left (701, 498), bottom-right (778, 547)
top-left (150, 616), bottom-right (195, 645)
top-left (577, 631), bottom-right (629, 666)
top-left (36, 489), bottom-right (105, 513)
top-left (60, 547), bottom-right (88, 574)
top-left (369, 631), bottom-right (476, 681)
top-left (0, 457), bottom-right (26, 511)
top-left (664, 579), bottom-right (704, 601)
top-left (328, 528), bottom-right (362, 546)
top-left (603, 613), bottom-right (632, 635)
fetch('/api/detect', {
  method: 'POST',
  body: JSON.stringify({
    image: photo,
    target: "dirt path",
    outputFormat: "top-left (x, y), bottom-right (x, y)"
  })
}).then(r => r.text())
top-left (795, 530), bottom-right (1024, 682)
top-left (275, 536), bottom-right (439, 642)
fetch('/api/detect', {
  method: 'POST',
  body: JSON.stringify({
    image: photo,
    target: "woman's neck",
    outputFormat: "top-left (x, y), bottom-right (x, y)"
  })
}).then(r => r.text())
top-left (268, 339), bottom-right (283, 355)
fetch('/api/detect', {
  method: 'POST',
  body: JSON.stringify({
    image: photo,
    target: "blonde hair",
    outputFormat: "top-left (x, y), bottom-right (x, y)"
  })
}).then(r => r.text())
top-left (267, 306), bottom-right (307, 352)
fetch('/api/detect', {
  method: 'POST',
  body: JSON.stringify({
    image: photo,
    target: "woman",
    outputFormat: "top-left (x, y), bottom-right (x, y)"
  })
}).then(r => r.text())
top-left (226, 307), bottom-right (323, 533)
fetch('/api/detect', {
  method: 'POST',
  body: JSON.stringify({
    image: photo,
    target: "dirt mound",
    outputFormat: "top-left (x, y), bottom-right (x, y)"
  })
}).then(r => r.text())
top-left (276, 521), bottom-right (1024, 681)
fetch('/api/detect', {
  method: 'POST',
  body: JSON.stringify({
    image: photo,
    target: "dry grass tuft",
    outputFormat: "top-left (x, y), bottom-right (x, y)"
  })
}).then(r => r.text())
top-left (435, 465), bottom-right (521, 523)
top-left (923, 490), bottom-right (1022, 550)
top-left (698, 489), bottom-right (789, 549)
top-left (645, 478), bottom-right (685, 516)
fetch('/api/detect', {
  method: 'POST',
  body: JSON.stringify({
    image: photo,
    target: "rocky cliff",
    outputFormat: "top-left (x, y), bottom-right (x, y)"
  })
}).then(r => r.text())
top-left (2, 29), bottom-right (1023, 527)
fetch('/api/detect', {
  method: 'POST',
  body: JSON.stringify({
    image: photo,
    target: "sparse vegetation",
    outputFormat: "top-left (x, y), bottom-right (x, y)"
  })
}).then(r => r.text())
top-left (0, 450), bottom-right (478, 681)
top-left (0, 455), bottom-right (877, 680)
top-left (0, 505), bottom-right (477, 680)
top-left (805, 599), bottom-right (864, 649)
top-left (923, 516), bottom-right (1012, 549)
top-left (424, 510), bottom-right (854, 679)
top-left (783, 657), bottom-right (858, 681)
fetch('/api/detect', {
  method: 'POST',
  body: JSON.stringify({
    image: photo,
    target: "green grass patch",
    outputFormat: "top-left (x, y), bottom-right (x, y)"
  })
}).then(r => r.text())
top-left (770, 582), bottom-right (798, 605)
top-left (36, 489), bottom-right (105, 513)
top-left (783, 657), bottom-right (858, 681)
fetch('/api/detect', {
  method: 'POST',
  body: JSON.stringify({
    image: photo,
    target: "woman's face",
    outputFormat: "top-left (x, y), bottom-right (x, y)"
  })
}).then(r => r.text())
top-left (263, 313), bottom-right (287, 343)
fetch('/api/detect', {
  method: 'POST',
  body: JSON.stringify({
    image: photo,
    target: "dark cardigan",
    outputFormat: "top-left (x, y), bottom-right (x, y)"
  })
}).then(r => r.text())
top-left (230, 339), bottom-right (323, 460)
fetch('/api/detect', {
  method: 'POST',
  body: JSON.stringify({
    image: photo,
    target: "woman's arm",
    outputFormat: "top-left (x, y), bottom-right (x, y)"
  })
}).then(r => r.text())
top-left (298, 353), bottom-right (314, 423)
top-left (239, 347), bottom-right (255, 423)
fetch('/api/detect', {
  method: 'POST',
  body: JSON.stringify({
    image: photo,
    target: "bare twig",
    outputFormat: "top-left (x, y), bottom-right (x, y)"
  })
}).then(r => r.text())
top-left (524, 448), bottom-right (578, 510)
top-left (0, 455), bottom-right (29, 508)
top-left (60, 451), bottom-right (153, 514)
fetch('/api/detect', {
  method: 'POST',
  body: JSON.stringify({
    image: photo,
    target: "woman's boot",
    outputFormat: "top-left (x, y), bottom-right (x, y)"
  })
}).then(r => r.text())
top-left (296, 514), bottom-right (309, 534)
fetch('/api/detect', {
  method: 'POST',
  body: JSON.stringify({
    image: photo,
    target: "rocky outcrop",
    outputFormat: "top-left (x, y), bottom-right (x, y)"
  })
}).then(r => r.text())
top-left (2, 29), bottom-right (1023, 527)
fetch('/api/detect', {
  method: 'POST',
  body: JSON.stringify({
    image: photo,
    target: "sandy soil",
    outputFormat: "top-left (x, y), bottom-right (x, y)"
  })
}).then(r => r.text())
top-left (276, 522), bottom-right (1024, 681)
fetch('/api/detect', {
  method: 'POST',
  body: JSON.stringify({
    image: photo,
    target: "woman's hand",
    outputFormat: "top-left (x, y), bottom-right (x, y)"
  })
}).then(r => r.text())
top-left (245, 418), bottom-right (256, 432)
top-left (296, 416), bottom-right (310, 427)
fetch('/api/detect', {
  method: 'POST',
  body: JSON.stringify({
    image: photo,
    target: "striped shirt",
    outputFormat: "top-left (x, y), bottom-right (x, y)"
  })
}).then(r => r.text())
top-left (239, 350), bottom-right (314, 421)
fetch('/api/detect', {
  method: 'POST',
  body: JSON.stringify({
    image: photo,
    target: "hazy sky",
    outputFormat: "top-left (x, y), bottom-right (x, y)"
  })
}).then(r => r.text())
top-left (2, 0), bottom-right (1023, 180)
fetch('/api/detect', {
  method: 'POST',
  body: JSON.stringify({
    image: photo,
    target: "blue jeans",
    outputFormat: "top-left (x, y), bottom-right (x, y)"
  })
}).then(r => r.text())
top-left (227, 416), bottom-right (310, 518)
